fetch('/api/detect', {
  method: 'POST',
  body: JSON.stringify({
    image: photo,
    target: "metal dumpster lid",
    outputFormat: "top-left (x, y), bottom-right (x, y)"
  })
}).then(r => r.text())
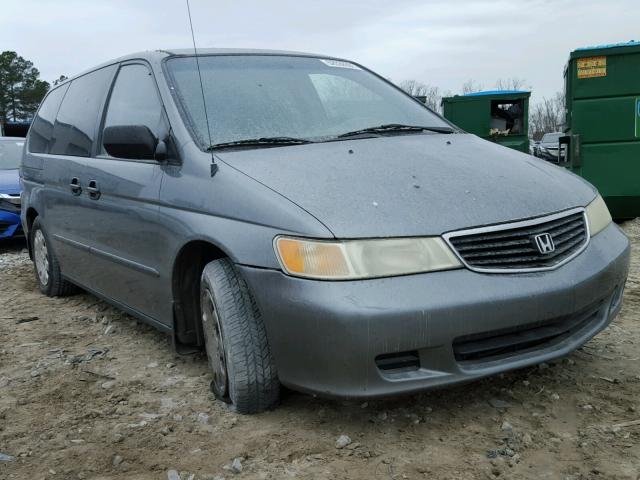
top-left (575, 40), bottom-right (639, 51)
top-left (462, 90), bottom-right (530, 97)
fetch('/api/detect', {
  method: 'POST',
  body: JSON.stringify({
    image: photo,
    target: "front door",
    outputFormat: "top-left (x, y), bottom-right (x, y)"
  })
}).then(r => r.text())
top-left (80, 62), bottom-right (171, 326)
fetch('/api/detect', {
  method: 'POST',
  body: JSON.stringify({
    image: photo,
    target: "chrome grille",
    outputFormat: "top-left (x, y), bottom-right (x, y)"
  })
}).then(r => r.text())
top-left (444, 209), bottom-right (589, 272)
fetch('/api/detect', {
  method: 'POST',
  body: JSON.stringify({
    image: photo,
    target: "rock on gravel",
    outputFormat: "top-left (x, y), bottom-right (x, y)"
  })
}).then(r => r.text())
top-left (489, 398), bottom-right (512, 409)
top-left (167, 470), bottom-right (181, 480)
top-left (336, 435), bottom-right (352, 449)
top-left (0, 452), bottom-right (16, 462)
top-left (501, 421), bottom-right (513, 431)
top-left (230, 457), bottom-right (243, 473)
top-left (101, 380), bottom-right (116, 389)
top-left (0, 248), bottom-right (28, 269)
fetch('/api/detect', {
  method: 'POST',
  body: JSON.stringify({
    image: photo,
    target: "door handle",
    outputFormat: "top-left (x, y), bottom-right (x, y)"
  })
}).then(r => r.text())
top-left (87, 180), bottom-right (101, 200)
top-left (70, 177), bottom-right (82, 196)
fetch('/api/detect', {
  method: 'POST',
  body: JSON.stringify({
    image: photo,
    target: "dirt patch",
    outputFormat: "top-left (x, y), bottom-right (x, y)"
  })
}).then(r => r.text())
top-left (1, 223), bottom-right (640, 480)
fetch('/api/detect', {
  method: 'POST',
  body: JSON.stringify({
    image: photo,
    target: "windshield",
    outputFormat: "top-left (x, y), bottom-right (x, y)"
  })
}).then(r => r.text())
top-left (165, 55), bottom-right (451, 147)
top-left (541, 133), bottom-right (562, 143)
top-left (0, 139), bottom-right (24, 169)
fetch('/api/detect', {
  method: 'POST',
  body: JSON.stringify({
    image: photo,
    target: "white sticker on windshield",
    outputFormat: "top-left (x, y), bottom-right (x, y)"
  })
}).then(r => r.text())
top-left (320, 59), bottom-right (361, 70)
top-left (15, 142), bottom-right (24, 147)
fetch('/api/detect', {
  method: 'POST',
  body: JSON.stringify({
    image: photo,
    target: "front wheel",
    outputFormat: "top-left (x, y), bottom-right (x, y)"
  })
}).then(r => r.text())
top-left (200, 258), bottom-right (280, 413)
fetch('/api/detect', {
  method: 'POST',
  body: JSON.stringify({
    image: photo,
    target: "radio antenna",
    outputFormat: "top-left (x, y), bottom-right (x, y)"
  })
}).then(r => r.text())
top-left (186, 0), bottom-right (218, 176)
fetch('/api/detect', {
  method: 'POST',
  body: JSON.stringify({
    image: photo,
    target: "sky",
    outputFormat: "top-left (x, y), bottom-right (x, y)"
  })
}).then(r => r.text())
top-left (1, 0), bottom-right (637, 105)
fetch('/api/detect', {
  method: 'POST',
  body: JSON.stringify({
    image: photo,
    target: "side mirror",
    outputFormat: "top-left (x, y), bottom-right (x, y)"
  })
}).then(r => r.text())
top-left (103, 125), bottom-right (159, 160)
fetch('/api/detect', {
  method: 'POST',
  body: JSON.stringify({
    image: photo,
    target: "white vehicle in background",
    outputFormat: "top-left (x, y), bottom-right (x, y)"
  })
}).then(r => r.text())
top-left (535, 132), bottom-right (566, 162)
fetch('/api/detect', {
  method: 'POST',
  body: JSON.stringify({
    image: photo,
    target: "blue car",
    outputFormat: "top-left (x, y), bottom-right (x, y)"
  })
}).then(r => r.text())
top-left (0, 137), bottom-right (24, 238)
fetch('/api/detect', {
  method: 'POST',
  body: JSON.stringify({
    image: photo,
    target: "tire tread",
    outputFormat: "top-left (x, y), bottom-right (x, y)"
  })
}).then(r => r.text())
top-left (202, 259), bottom-right (279, 413)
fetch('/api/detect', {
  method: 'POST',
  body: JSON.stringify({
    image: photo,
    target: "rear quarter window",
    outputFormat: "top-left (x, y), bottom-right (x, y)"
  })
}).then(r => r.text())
top-left (28, 84), bottom-right (69, 154)
top-left (49, 65), bottom-right (117, 157)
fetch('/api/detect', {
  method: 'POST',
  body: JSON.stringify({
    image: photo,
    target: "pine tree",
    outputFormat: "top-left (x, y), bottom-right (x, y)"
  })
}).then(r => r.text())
top-left (0, 51), bottom-right (50, 123)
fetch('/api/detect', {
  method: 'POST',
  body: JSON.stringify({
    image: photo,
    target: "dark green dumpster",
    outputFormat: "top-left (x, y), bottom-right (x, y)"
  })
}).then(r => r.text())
top-left (562, 40), bottom-right (640, 220)
top-left (442, 90), bottom-right (530, 153)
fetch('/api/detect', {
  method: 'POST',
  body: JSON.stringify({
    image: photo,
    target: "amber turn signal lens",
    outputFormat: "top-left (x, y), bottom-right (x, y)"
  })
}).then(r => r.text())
top-left (275, 237), bottom-right (350, 278)
top-left (276, 238), bottom-right (305, 274)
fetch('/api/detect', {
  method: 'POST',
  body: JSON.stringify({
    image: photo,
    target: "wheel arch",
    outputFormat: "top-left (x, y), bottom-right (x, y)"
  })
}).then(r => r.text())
top-left (25, 207), bottom-right (39, 259)
top-left (171, 239), bottom-right (230, 350)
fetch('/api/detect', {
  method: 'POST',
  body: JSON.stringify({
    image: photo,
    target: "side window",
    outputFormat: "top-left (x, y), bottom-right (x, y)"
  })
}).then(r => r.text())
top-left (101, 64), bottom-right (166, 156)
top-left (28, 84), bottom-right (69, 154)
top-left (50, 65), bottom-right (116, 157)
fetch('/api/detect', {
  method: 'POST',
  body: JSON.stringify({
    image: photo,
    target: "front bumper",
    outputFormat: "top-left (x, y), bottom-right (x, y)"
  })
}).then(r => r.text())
top-left (0, 209), bottom-right (22, 238)
top-left (238, 222), bottom-right (630, 399)
top-left (537, 149), bottom-right (563, 162)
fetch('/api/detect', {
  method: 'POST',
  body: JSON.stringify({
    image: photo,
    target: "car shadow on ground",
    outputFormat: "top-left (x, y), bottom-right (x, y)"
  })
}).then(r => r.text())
top-left (0, 237), bottom-right (27, 254)
top-left (280, 361), bottom-right (544, 413)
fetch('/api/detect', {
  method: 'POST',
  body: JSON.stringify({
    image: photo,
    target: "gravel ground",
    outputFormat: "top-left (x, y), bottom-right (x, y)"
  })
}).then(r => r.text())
top-left (1, 222), bottom-right (639, 480)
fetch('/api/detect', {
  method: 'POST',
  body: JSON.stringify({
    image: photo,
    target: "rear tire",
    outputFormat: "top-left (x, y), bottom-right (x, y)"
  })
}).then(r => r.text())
top-left (200, 258), bottom-right (280, 413)
top-left (30, 217), bottom-right (79, 297)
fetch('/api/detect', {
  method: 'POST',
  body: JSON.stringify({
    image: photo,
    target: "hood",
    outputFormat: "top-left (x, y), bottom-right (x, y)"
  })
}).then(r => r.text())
top-left (0, 169), bottom-right (20, 194)
top-left (218, 134), bottom-right (596, 238)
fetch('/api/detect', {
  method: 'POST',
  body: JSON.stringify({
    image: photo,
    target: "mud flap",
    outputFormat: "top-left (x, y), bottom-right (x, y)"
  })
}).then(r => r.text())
top-left (172, 301), bottom-right (201, 355)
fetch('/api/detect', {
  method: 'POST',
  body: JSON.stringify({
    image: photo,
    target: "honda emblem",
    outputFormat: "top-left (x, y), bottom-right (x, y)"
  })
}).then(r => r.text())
top-left (533, 233), bottom-right (555, 254)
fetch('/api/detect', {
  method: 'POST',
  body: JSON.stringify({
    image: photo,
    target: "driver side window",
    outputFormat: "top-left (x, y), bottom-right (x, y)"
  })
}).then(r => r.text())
top-left (101, 64), bottom-right (166, 157)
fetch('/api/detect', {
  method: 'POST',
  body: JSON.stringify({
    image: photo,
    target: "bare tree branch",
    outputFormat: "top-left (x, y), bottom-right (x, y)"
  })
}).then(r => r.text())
top-left (461, 79), bottom-right (483, 95)
top-left (494, 77), bottom-right (530, 91)
top-left (398, 80), bottom-right (445, 113)
top-left (530, 92), bottom-right (565, 140)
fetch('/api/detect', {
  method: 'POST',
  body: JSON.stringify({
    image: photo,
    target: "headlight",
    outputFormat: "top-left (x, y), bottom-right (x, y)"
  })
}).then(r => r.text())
top-left (585, 194), bottom-right (612, 237)
top-left (274, 236), bottom-right (462, 280)
top-left (0, 193), bottom-right (21, 213)
top-left (0, 193), bottom-right (21, 205)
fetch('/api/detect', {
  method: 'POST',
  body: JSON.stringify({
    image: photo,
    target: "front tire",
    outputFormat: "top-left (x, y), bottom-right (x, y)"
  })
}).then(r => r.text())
top-left (200, 258), bottom-right (280, 413)
top-left (30, 217), bottom-right (78, 297)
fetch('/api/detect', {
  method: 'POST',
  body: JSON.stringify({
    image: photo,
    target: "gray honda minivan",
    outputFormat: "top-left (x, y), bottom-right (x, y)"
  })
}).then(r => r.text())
top-left (21, 49), bottom-right (629, 413)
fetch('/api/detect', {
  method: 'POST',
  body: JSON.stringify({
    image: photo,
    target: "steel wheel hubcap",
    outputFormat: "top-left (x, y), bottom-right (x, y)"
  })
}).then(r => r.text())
top-left (34, 230), bottom-right (50, 286)
top-left (201, 288), bottom-right (228, 397)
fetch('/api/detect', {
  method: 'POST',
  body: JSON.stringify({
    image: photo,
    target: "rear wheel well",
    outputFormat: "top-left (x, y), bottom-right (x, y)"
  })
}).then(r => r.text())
top-left (172, 241), bottom-right (227, 349)
top-left (25, 208), bottom-right (39, 258)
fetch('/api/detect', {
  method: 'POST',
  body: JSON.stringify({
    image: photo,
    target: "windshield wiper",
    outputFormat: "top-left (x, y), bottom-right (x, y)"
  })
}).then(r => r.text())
top-left (336, 123), bottom-right (455, 139)
top-left (207, 137), bottom-right (314, 151)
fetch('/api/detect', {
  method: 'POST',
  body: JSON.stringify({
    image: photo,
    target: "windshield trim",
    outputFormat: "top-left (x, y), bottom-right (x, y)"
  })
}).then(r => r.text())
top-left (161, 53), bottom-right (459, 153)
